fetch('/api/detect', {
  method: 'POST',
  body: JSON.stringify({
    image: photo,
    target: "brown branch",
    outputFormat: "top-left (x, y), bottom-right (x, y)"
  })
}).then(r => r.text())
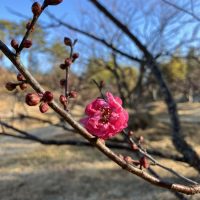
top-left (1, 40), bottom-right (200, 194)
top-left (89, 0), bottom-right (200, 174)
top-left (148, 168), bottom-right (189, 200)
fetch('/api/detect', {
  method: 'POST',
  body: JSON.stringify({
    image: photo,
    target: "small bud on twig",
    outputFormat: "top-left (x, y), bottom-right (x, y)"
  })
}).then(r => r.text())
top-left (39, 102), bottom-right (49, 113)
top-left (59, 64), bottom-right (66, 70)
top-left (59, 95), bottom-right (67, 104)
top-left (19, 83), bottom-right (28, 90)
top-left (43, 91), bottom-right (53, 103)
top-left (32, 2), bottom-right (42, 16)
top-left (65, 58), bottom-right (72, 67)
top-left (11, 39), bottom-right (19, 50)
top-left (23, 40), bottom-right (32, 48)
top-left (69, 91), bottom-right (77, 98)
top-left (17, 73), bottom-right (25, 81)
top-left (72, 53), bottom-right (79, 61)
top-left (64, 37), bottom-right (72, 47)
top-left (25, 93), bottom-right (41, 106)
top-left (5, 82), bottom-right (16, 91)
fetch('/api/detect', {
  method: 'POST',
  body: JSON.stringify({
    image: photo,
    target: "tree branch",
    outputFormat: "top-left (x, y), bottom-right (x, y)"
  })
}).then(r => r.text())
top-left (89, 0), bottom-right (200, 174)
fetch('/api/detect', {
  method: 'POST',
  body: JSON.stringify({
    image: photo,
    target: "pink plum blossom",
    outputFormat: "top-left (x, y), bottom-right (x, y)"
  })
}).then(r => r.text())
top-left (81, 92), bottom-right (129, 139)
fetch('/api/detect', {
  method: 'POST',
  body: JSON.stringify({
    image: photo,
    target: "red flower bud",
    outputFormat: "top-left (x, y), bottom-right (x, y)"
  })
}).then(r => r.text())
top-left (45, 0), bottom-right (63, 5)
top-left (43, 91), bottom-right (53, 102)
top-left (17, 73), bottom-right (25, 81)
top-left (64, 37), bottom-right (72, 46)
top-left (72, 53), bottom-right (79, 61)
top-left (59, 64), bottom-right (66, 70)
top-left (23, 40), bottom-right (32, 48)
top-left (139, 156), bottom-right (149, 169)
top-left (39, 102), bottom-right (49, 113)
top-left (11, 39), bottom-right (18, 50)
top-left (19, 83), bottom-right (28, 90)
top-left (64, 58), bottom-right (72, 67)
top-left (5, 82), bottom-right (16, 91)
top-left (59, 79), bottom-right (66, 87)
top-left (59, 95), bottom-right (67, 104)
top-left (69, 91), bottom-right (77, 98)
top-left (32, 2), bottom-right (42, 16)
top-left (25, 93), bottom-right (41, 106)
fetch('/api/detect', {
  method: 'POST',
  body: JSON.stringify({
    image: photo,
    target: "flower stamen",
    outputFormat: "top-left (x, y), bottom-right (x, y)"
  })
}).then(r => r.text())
top-left (99, 107), bottom-right (112, 124)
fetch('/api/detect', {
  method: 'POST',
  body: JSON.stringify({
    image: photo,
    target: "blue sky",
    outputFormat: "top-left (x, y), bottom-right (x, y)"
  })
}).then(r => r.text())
top-left (0, 0), bottom-right (80, 23)
top-left (0, 0), bottom-right (92, 73)
top-left (1, 0), bottom-right (200, 73)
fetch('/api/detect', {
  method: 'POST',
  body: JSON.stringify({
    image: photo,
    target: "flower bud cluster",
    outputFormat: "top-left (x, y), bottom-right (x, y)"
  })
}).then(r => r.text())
top-left (25, 91), bottom-right (54, 113)
top-left (59, 90), bottom-right (77, 107)
top-left (58, 36), bottom-right (80, 110)
top-left (59, 38), bottom-right (79, 71)
top-left (11, 39), bottom-right (32, 51)
top-left (5, 73), bottom-right (28, 91)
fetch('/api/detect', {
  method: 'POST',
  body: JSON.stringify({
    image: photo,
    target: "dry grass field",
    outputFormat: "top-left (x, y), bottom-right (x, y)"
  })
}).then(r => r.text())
top-left (0, 91), bottom-right (200, 199)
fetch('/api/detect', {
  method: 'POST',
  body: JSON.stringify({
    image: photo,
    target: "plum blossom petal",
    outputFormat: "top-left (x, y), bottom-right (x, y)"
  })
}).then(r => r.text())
top-left (81, 92), bottom-right (129, 139)
top-left (85, 98), bottom-right (107, 116)
top-left (106, 92), bottom-right (122, 112)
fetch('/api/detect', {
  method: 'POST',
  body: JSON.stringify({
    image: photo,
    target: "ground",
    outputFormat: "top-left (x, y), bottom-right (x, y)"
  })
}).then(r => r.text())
top-left (0, 94), bottom-right (200, 200)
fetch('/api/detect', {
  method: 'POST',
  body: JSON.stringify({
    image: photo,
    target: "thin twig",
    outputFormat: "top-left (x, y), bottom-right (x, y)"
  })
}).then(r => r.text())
top-left (162, 0), bottom-right (200, 22)
top-left (92, 79), bottom-right (105, 99)
top-left (17, 3), bottom-right (47, 54)
top-left (124, 131), bottom-right (198, 185)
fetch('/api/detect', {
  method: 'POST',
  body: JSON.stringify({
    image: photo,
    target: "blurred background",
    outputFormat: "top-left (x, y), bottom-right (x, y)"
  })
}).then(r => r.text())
top-left (0, 0), bottom-right (200, 199)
